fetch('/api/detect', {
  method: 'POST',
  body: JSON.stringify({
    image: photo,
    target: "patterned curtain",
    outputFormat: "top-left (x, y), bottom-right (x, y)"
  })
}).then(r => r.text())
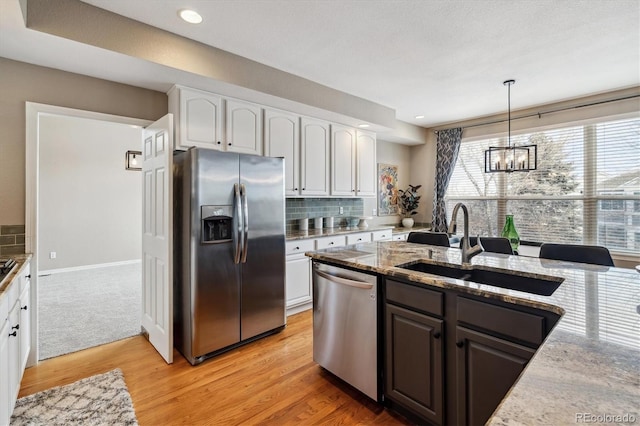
top-left (431, 128), bottom-right (463, 232)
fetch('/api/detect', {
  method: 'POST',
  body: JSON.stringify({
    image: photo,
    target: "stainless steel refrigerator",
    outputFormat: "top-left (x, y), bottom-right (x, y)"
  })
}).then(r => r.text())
top-left (173, 148), bottom-right (286, 365)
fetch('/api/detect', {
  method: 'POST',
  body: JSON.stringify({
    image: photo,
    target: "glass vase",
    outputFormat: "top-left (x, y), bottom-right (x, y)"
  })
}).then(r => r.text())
top-left (501, 215), bottom-right (520, 252)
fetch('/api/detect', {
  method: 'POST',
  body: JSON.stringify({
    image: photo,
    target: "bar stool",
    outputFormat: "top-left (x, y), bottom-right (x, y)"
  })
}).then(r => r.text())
top-left (460, 236), bottom-right (514, 255)
top-left (407, 231), bottom-right (451, 247)
top-left (539, 243), bottom-right (614, 266)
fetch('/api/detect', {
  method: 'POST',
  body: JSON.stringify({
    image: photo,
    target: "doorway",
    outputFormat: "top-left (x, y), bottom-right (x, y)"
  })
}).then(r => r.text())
top-left (25, 103), bottom-right (151, 363)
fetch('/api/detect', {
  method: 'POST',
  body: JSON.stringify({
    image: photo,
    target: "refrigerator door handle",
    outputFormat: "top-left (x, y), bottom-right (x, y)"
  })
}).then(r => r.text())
top-left (240, 183), bottom-right (249, 263)
top-left (233, 183), bottom-right (242, 264)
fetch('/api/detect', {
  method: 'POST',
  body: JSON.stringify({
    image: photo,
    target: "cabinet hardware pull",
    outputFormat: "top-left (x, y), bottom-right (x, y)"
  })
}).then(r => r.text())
top-left (21, 305), bottom-right (27, 311)
top-left (329, 242), bottom-right (334, 245)
top-left (434, 332), bottom-right (441, 339)
top-left (456, 341), bottom-right (464, 348)
top-left (26, 274), bottom-right (31, 279)
top-left (294, 188), bottom-right (298, 191)
top-left (9, 331), bottom-right (17, 337)
top-left (302, 188), bottom-right (306, 191)
top-left (11, 324), bottom-right (19, 331)
top-left (295, 247), bottom-right (300, 250)
top-left (228, 142), bottom-right (232, 146)
top-left (217, 141), bottom-right (221, 145)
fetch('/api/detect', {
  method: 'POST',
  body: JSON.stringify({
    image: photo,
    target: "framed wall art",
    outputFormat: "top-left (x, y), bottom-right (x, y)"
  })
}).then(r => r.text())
top-left (377, 163), bottom-right (399, 216)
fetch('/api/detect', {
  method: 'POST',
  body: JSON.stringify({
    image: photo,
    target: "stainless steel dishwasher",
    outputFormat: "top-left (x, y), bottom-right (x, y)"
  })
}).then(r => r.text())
top-left (312, 261), bottom-right (379, 401)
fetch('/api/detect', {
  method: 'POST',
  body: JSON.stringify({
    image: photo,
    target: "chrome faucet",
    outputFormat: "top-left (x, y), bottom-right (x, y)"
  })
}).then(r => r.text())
top-left (448, 203), bottom-right (483, 264)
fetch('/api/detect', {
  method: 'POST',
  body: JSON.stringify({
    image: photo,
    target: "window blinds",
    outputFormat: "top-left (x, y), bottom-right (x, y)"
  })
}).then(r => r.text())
top-left (445, 117), bottom-right (640, 254)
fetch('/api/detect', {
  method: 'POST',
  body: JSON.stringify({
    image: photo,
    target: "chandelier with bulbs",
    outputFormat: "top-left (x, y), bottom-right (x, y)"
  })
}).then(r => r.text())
top-left (484, 80), bottom-right (537, 173)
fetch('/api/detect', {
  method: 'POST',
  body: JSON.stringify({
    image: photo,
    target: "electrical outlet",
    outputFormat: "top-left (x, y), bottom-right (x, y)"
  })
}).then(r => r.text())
top-left (50, 251), bottom-right (56, 259)
top-left (339, 207), bottom-right (344, 214)
top-left (372, 208), bottom-right (377, 216)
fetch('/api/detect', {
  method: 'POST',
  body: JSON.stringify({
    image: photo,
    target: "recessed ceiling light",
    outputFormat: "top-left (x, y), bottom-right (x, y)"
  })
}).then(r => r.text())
top-left (358, 124), bottom-right (370, 128)
top-left (179, 9), bottom-right (203, 24)
top-left (415, 115), bottom-right (425, 119)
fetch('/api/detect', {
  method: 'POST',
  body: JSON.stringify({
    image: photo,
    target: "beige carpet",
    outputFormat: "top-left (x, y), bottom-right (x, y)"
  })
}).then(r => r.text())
top-left (10, 369), bottom-right (138, 425)
top-left (38, 263), bottom-right (141, 360)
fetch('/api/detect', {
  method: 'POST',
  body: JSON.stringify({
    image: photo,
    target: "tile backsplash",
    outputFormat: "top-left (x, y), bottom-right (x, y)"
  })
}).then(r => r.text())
top-left (286, 198), bottom-right (364, 232)
top-left (0, 225), bottom-right (26, 256)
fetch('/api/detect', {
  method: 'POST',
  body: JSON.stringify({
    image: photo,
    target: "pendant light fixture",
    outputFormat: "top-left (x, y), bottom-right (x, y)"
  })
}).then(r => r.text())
top-left (484, 80), bottom-right (537, 173)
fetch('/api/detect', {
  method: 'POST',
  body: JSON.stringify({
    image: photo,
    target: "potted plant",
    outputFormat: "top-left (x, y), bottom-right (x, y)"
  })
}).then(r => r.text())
top-left (398, 184), bottom-right (421, 228)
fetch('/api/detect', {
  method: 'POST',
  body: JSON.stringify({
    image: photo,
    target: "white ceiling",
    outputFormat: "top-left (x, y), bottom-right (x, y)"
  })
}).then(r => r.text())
top-left (1, 0), bottom-right (639, 129)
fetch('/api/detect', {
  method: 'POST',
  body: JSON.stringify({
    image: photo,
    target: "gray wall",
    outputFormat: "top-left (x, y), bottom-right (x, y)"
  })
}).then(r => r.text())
top-left (364, 140), bottom-right (417, 227)
top-left (38, 115), bottom-right (142, 271)
top-left (0, 57), bottom-right (167, 229)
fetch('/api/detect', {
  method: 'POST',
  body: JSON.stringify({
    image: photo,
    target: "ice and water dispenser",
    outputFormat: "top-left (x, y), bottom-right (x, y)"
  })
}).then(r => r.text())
top-left (201, 205), bottom-right (234, 243)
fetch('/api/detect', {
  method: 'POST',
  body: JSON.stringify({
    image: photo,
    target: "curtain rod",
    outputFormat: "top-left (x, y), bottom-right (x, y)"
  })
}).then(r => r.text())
top-left (434, 93), bottom-right (639, 132)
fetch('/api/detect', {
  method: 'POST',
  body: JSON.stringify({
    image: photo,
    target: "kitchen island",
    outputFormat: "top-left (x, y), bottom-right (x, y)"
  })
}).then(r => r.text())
top-left (306, 241), bottom-right (639, 425)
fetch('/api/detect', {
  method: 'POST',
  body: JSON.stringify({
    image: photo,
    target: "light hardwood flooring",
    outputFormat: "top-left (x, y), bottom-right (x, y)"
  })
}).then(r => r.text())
top-left (19, 310), bottom-right (410, 425)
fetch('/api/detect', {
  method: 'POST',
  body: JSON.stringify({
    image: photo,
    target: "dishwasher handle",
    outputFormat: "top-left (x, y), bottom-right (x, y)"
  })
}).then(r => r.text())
top-left (315, 269), bottom-right (374, 289)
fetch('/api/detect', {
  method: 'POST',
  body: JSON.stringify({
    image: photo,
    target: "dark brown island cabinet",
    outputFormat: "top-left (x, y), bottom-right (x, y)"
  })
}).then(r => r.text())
top-left (383, 278), bottom-right (560, 426)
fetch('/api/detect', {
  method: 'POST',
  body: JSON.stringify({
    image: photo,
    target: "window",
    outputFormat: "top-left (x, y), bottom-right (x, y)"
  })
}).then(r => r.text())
top-left (445, 117), bottom-right (640, 254)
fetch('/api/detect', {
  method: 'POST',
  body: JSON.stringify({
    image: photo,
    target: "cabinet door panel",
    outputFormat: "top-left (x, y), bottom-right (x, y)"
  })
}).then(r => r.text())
top-left (19, 282), bottom-right (30, 371)
top-left (286, 256), bottom-right (311, 307)
top-left (331, 125), bottom-right (356, 196)
top-left (300, 118), bottom-right (330, 196)
top-left (226, 100), bottom-right (262, 155)
top-left (456, 326), bottom-right (535, 426)
top-left (265, 109), bottom-right (299, 196)
top-left (0, 320), bottom-right (10, 426)
top-left (179, 89), bottom-right (223, 149)
top-left (356, 130), bottom-right (376, 197)
top-left (7, 302), bottom-right (20, 403)
top-left (385, 304), bottom-right (444, 425)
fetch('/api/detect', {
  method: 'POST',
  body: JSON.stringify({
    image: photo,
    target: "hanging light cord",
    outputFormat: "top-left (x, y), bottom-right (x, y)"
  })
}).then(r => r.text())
top-left (504, 79), bottom-right (515, 148)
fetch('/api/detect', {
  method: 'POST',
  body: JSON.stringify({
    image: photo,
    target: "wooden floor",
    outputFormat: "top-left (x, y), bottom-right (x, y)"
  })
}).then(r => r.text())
top-left (19, 310), bottom-right (410, 425)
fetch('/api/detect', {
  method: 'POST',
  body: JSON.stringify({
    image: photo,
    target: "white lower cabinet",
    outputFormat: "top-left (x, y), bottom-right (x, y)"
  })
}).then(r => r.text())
top-left (0, 312), bottom-right (11, 425)
top-left (347, 232), bottom-right (372, 245)
top-left (371, 229), bottom-right (393, 241)
top-left (0, 258), bottom-right (32, 425)
top-left (285, 240), bottom-right (314, 315)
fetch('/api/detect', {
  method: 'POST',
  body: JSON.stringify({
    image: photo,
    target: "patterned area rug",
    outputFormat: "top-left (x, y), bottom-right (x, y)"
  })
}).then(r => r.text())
top-left (10, 369), bottom-right (138, 426)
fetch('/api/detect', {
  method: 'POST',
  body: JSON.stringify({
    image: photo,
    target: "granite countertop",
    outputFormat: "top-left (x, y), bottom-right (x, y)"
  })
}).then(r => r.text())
top-left (0, 254), bottom-right (32, 297)
top-left (306, 241), bottom-right (640, 425)
top-left (286, 225), bottom-right (430, 240)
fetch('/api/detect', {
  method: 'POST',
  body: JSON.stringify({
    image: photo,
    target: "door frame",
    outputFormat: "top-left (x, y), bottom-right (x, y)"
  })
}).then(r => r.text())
top-left (25, 102), bottom-right (151, 365)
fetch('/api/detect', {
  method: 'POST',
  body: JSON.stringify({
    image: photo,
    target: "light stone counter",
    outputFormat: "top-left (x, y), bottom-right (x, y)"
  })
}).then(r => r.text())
top-left (286, 225), bottom-right (429, 241)
top-left (0, 254), bottom-right (32, 296)
top-left (306, 241), bottom-right (640, 425)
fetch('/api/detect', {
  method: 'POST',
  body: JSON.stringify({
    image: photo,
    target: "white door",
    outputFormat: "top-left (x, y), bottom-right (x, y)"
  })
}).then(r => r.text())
top-left (141, 114), bottom-right (173, 364)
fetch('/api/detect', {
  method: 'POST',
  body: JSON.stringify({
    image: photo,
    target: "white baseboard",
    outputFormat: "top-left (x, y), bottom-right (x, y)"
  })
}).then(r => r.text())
top-left (286, 302), bottom-right (312, 317)
top-left (39, 259), bottom-right (141, 276)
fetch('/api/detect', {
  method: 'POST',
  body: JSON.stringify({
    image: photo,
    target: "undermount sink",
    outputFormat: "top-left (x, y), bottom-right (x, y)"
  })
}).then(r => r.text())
top-left (396, 261), bottom-right (564, 296)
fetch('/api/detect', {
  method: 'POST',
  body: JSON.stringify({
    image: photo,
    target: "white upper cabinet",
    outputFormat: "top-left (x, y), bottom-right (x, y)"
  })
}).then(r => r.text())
top-left (169, 86), bottom-right (223, 150)
top-left (168, 85), bottom-right (377, 198)
top-left (300, 117), bottom-right (330, 196)
top-left (225, 99), bottom-right (263, 155)
top-left (264, 108), bottom-right (300, 196)
top-left (331, 125), bottom-right (357, 196)
top-left (356, 130), bottom-right (377, 197)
